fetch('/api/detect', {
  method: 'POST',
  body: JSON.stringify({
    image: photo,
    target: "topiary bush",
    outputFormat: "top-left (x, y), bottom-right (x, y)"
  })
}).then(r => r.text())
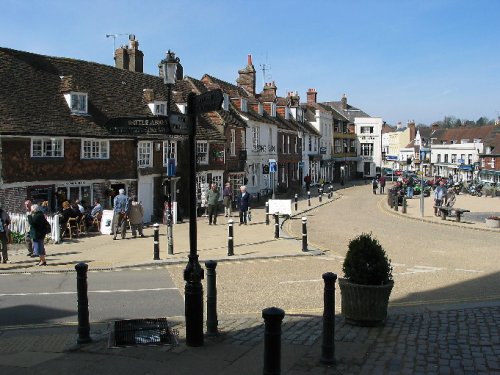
top-left (342, 233), bottom-right (393, 285)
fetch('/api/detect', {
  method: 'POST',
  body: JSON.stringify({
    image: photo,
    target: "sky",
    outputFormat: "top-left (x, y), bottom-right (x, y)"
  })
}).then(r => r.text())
top-left (1, 0), bottom-right (499, 126)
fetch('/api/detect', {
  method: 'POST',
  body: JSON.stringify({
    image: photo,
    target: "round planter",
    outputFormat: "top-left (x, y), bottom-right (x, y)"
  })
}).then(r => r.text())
top-left (485, 218), bottom-right (500, 228)
top-left (338, 278), bottom-right (394, 327)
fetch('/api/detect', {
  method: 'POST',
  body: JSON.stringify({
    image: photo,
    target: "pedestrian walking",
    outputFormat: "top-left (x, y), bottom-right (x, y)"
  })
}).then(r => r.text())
top-left (207, 183), bottom-right (220, 225)
top-left (407, 175), bottom-right (415, 198)
top-left (304, 174), bottom-right (311, 191)
top-left (24, 198), bottom-right (34, 257)
top-left (237, 185), bottom-right (251, 225)
top-left (0, 205), bottom-right (11, 263)
top-left (112, 188), bottom-right (129, 240)
top-left (379, 175), bottom-right (386, 194)
top-left (128, 196), bottom-right (145, 237)
top-left (28, 204), bottom-right (50, 266)
top-left (223, 182), bottom-right (233, 217)
top-left (372, 177), bottom-right (378, 194)
top-left (434, 180), bottom-right (447, 216)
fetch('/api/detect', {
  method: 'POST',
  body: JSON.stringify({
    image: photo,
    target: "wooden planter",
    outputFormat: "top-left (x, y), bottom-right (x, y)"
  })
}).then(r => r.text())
top-left (338, 278), bottom-right (394, 326)
top-left (485, 218), bottom-right (500, 228)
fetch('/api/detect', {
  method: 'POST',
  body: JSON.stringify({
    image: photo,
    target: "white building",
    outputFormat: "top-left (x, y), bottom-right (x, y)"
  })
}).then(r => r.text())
top-left (355, 117), bottom-right (384, 177)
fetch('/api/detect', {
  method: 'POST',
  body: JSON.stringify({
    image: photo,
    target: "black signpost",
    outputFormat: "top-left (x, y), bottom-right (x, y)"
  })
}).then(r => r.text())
top-left (184, 89), bottom-right (223, 347)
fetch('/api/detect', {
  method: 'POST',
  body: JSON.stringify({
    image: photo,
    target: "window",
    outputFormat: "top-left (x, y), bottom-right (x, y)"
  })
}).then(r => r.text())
top-left (444, 154), bottom-right (449, 163)
top-left (270, 103), bottom-right (276, 117)
top-left (154, 102), bottom-right (167, 115)
top-left (252, 127), bottom-right (260, 150)
top-left (451, 154), bottom-right (457, 163)
top-left (230, 129), bottom-right (236, 156)
top-left (334, 139), bottom-right (342, 153)
top-left (138, 142), bottom-right (152, 167)
top-left (468, 154), bottom-right (472, 164)
top-left (437, 154), bottom-right (441, 163)
top-left (82, 139), bottom-right (109, 159)
top-left (308, 136), bottom-right (312, 152)
top-left (241, 98), bottom-right (248, 112)
top-left (268, 128), bottom-right (273, 147)
top-left (197, 141), bottom-right (209, 164)
top-left (32, 138), bottom-right (63, 157)
top-left (163, 140), bottom-right (177, 164)
top-left (294, 137), bottom-right (298, 154)
top-left (258, 103), bottom-right (263, 115)
top-left (281, 135), bottom-right (285, 153)
top-left (287, 135), bottom-right (290, 154)
top-left (490, 157), bottom-right (495, 168)
top-left (240, 130), bottom-right (246, 149)
top-left (360, 126), bottom-right (373, 134)
top-left (70, 92), bottom-right (87, 113)
top-left (223, 93), bottom-right (229, 111)
top-left (360, 143), bottom-right (374, 156)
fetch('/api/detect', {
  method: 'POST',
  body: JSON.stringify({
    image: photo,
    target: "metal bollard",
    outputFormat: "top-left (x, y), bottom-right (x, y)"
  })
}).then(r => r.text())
top-left (402, 197), bottom-right (407, 214)
top-left (321, 272), bottom-right (337, 364)
top-left (227, 219), bottom-right (234, 256)
top-left (319, 188), bottom-right (323, 203)
top-left (262, 307), bottom-right (285, 375)
top-left (153, 223), bottom-right (160, 260)
top-left (75, 262), bottom-right (92, 344)
top-left (274, 212), bottom-right (280, 239)
top-left (302, 217), bottom-right (308, 252)
top-left (388, 191), bottom-right (393, 208)
top-left (205, 260), bottom-right (218, 337)
top-left (308, 191), bottom-right (311, 206)
top-left (265, 201), bottom-right (270, 225)
top-left (394, 195), bottom-right (399, 212)
top-left (329, 186), bottom-right (333, 199)
top-left (294, 194), bottom-right (298, 211)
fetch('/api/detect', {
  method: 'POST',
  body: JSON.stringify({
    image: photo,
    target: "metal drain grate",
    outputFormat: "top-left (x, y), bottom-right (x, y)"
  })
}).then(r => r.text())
top-left (111, 318), bottom-right (178, 347)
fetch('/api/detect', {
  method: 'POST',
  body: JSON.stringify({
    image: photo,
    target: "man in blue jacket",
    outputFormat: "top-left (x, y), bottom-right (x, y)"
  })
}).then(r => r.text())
top-left (113, 188), bottom-right (129, 240)
top-left (237, 185), bottom-right (251, 226)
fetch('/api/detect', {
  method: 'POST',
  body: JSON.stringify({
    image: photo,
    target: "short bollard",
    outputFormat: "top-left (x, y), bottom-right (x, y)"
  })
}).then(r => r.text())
top-left (302, 217), bottom-right (308, 252)
top-left (153, 223), bottom-right (160, 260)
top-left (321, 272), bottom-right (337, 365)
top-left (328, 186), bottom-right (333, 199)
top-left (262, 307), bottom-right (285, 375)
top-left (265, 201), bottom-right (270, 226)
top-left (319, 188), bottom-right (323, 203)
top-left (75, 262), bottom-right (91, 344)
top-left (388, 191), bottom-right (393, 208)
top-left (394, 195), bottom-right (399, 212)
top-left (402, 197), bottom-right (407, 214)
top-left (294, 194), bottom-right (298, 211)
top-left (308, 191), bottom-right (311, 206)
top-left (274, 213), bottom-right (280, 239)
top-left (205, 260), bottom-right (218, 337)
top-left (227, 219), bottom-right (234, 256)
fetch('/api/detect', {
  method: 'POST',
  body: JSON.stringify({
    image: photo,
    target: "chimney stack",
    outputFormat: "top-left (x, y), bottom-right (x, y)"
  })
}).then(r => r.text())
top-left (341, 93), bottom-right (347, 110)
top-left (236, 54), bottom-right (256, 96)
top-left (307, 88), bottom-right (317, 104)
top-left (114, 35), bottom-right (144, 73)
top-left (288, 91), bottom-right (300, 107)
top-left (407, 120), bottom-right (416, 140)
top-left (261, 81), bottom-right (277, 102)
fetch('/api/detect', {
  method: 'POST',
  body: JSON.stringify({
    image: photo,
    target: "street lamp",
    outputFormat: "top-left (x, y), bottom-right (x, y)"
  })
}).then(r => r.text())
top-left (161, 50), bottom-right (179, 256)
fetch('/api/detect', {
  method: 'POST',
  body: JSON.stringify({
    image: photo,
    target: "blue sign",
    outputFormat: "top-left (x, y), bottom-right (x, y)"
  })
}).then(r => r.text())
top-left (167, 158), bottom-right (176, 177)
top-left (269, 159), bottom-right (277, 173)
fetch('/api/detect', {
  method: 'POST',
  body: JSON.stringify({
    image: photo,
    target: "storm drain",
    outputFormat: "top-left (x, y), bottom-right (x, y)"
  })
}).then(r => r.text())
top-left (110, 318), bottom-right (178, 348)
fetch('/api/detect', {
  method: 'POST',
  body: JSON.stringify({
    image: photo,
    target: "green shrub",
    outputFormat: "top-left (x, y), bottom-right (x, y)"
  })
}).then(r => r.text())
top-left (342, 233), bottom-right (393, 285)
top-left (10, 231), bottom-right (26, 244)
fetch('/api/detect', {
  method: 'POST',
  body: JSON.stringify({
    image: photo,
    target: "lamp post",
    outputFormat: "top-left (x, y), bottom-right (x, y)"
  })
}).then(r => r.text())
top-left (161, 51), bottom-right (179, 256)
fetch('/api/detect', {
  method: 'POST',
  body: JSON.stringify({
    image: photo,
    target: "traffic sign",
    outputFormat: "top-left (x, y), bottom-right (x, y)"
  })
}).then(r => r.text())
top-left (192, 89), bottom-right (223, 114)
top-left (169, 113), bottom-right (191, 135)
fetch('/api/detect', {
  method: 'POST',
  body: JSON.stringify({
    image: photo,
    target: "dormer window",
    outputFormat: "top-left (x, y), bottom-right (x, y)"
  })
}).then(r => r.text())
top-left (241, 98), bottom-right (248, 112)
top-left (270, 103), bottom-right (276, 117)
top-left (285, 107), bottom-right (290, 120)
top-left (258, 103), bottom-right (263, 116)
top-left (223, 93), bottom-right (229, 111)
top-left (154, 101), bottom-right (168, 115)
top-left (70, 92), bottom-right (87, 114)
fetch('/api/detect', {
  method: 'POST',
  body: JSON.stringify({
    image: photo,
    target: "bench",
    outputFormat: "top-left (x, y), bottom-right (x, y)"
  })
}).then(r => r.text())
top-left (433, 206), bottom-right (470, 222)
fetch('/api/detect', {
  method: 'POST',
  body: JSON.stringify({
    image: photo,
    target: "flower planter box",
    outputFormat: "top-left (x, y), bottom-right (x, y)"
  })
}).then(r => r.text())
top-left (485, 218), bottom-right (500, 228)
top-left (338, 278), bottom-right (394, 326)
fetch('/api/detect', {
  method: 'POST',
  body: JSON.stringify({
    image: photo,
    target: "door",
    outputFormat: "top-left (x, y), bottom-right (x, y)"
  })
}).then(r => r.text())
top-left (138, 179), bottom-right (153, 224)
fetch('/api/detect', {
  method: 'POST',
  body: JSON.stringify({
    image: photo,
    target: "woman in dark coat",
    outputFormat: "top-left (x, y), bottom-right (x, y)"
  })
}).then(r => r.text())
top-left (28, 204), bottom-right (50, 266)
top-left (237, 185), bottom-right (251, 225)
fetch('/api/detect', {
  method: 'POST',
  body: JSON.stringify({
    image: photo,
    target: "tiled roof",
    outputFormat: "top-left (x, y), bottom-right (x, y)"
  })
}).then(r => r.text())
top-left (431, 125), bottom-right (496, 143)
top-left (325, 101), bottom-right (370, 122)
top-left (0, 47), bottom-right (186, 139)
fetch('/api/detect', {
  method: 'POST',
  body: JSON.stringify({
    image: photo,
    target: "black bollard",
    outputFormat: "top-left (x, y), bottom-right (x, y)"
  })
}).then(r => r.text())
top-left (265, 201), bottom-right (270, 225)
top-left (153, 223), bottom-right (160, 260)
top-left (402, 197), bottom-right (407, 214)
top-left (75, 262), bottom-right (91, 344)
top-left (274, 212), bottom-right (280, 239)
top-left (294, 194), bottom-right (298, 211)
top-left (227, 219), bottom-right (234, 256)
top-left (262, 307), bottom-right (285, 375)
top-left (302, 217), bottom-right (308, 252)
top-left (329, 186), bottom-right (333, 199)
top-left (388, 191), bottom-right (393, 208)
top-left (394, 195), bottom-right (399, 212)
top-left (319, 188), bottom-right (323, 203)
top-left (308, 191), bottom-right (311, 206)
top-left (321, 272), bottom-right (337, 364)
top-left (205, 260), bottom-right (218, 337)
